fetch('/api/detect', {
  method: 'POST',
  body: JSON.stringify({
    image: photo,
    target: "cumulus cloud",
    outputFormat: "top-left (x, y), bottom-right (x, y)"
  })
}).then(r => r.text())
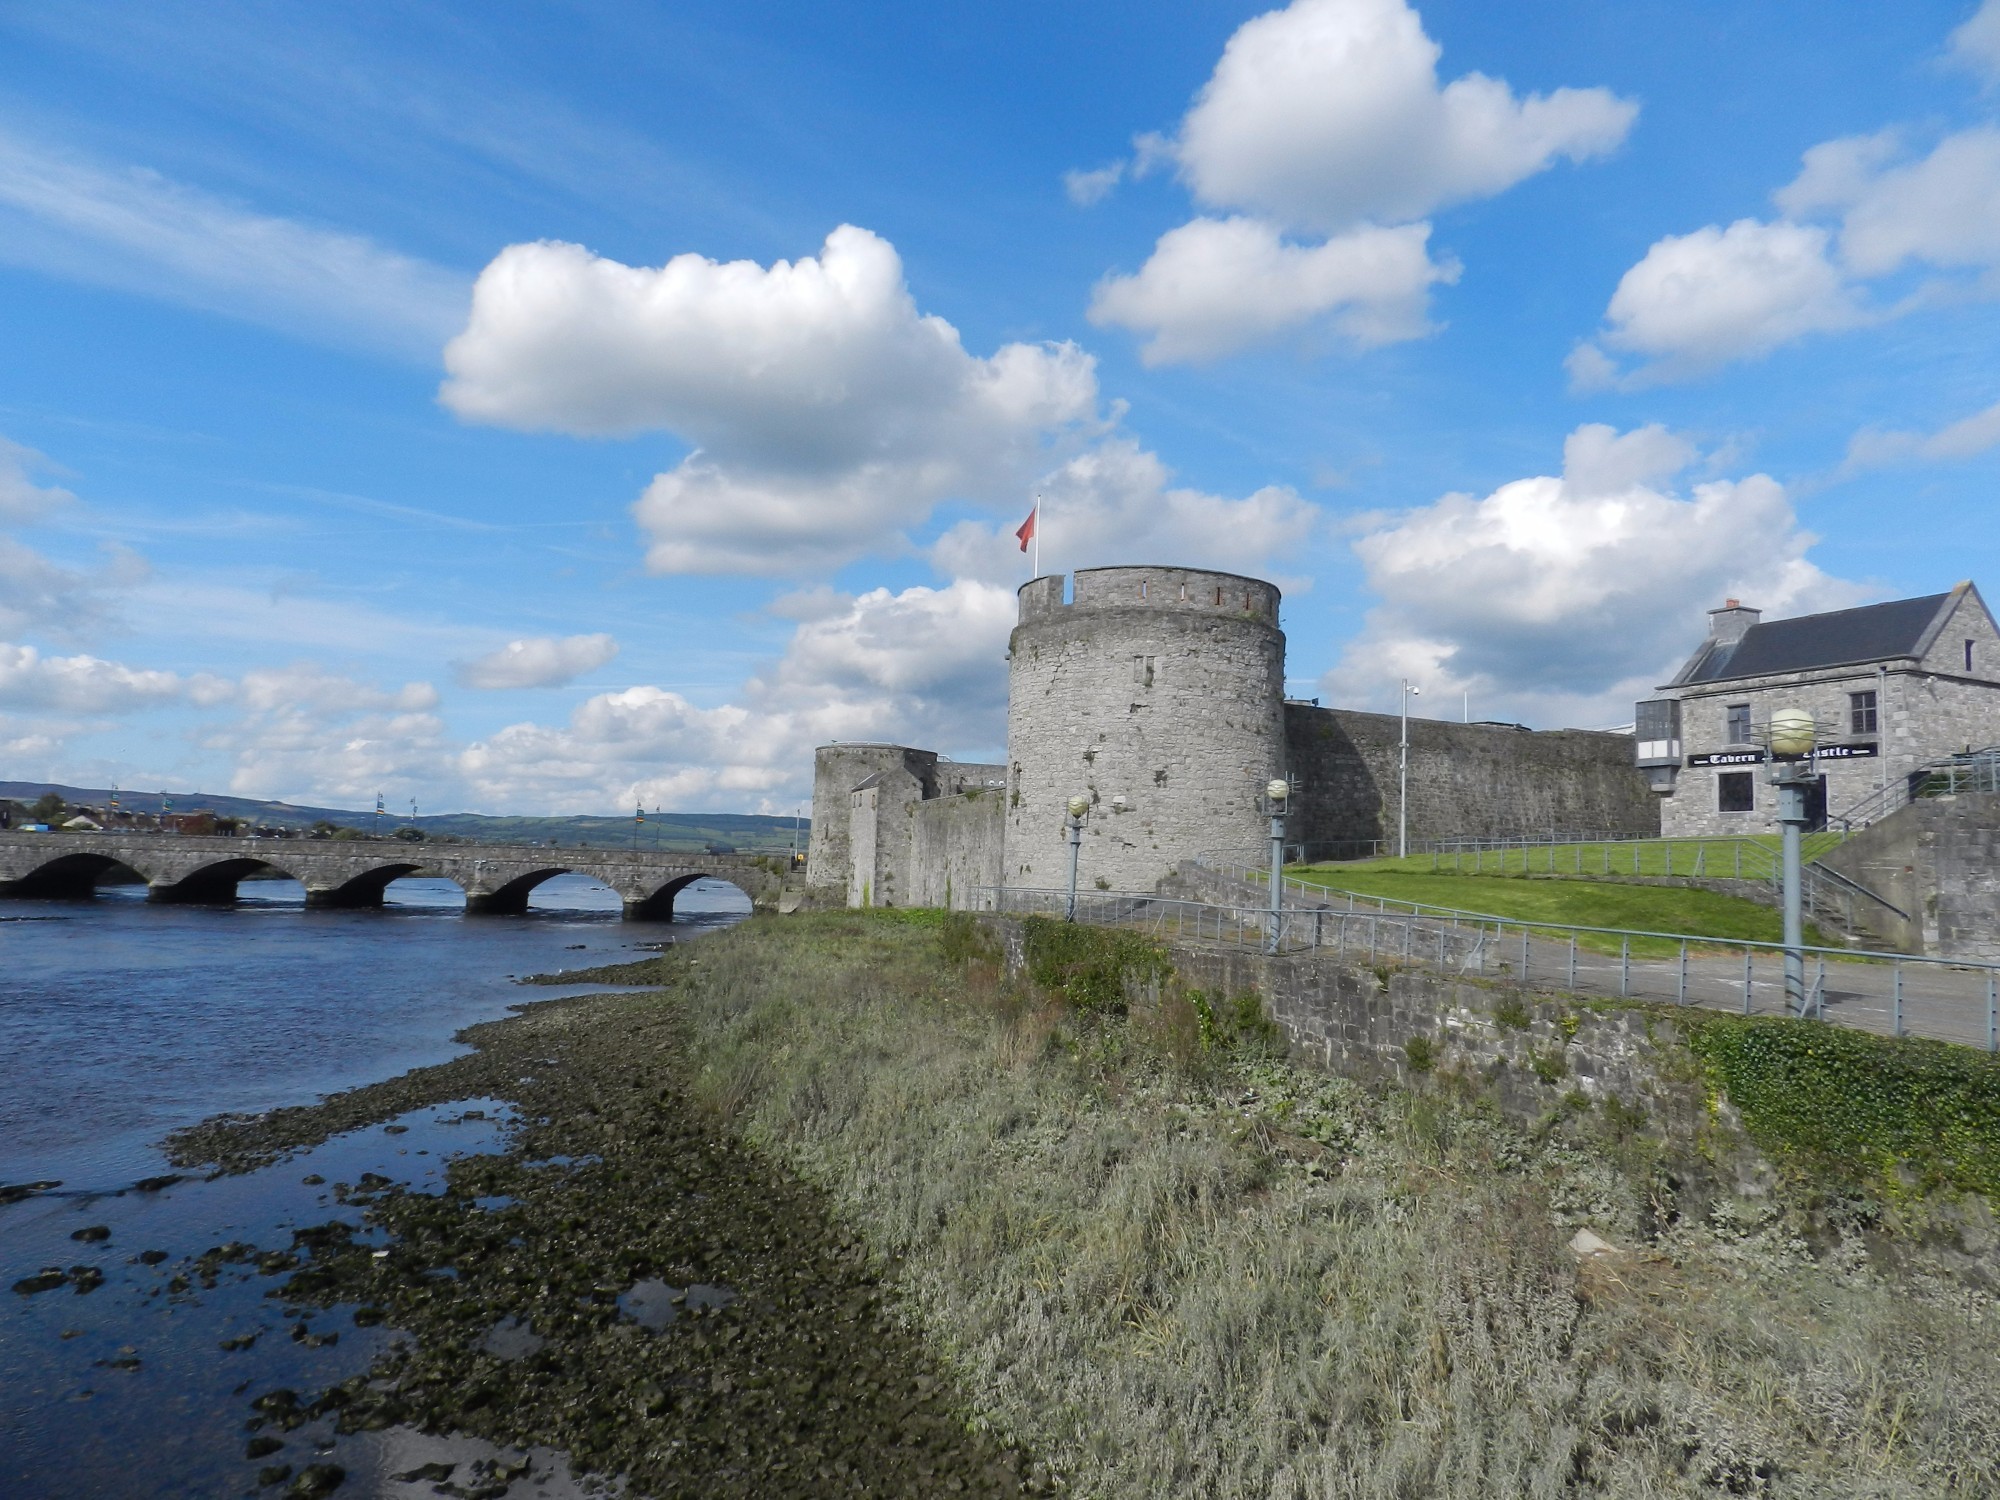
top-left (1580, 117), bottom-right (2000, 384)
top-left (1088, 217), bottom-right (1455, 364)
top-left (930, 438), bottom-right (1320, 586)
top-left (441, 225), bottom-right (1099, 573)
top-left (0, 128), bottom-right (466, 360)
top-left (1571, 220), bottom-right (1863, 386)
top-left (1322, 424), bottom-right (1863, 725)
top-left (0, 437), bottom-right (76, 523)
top-left (0, 642), bottom-right (204, 713)
top-left (1780, 126), bottom-right (2000, 278)
top-left (454, 633), bottom-right (618, 690)
top-left (1079, 0), bottom-right (1631, 362)
top-left (218, 664), bottom-right (449, 803)
top-left (459, 580), bottom-right (1017, 813)
top-left (1170, 0), bottom-right (1634, 231)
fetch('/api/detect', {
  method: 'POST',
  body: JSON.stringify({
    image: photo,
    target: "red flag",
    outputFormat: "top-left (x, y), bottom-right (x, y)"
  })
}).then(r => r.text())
top-left (1014, 504), bottom-right (1037, 553)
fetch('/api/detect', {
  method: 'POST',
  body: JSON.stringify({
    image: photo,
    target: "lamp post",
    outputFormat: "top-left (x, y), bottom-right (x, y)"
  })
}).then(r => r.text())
top-left (1399, 680), bottom-right (1420, 859)
top-left (1064, 795), bottom-right (1090, 921)
top-left (1768, 707), bottom-right (1817, 1015)
top-left (1266, 778), bottom-right (1290, 954)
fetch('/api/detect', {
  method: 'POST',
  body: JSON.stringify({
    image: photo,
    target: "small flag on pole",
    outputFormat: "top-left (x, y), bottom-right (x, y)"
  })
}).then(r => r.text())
top-left (1014, 503), bottom-right (1037, 553)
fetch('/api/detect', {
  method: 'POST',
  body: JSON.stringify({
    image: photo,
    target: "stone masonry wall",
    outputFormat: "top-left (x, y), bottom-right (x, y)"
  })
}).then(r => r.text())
top-left (906, 790), bottom-right (1005, 909)
top-left (1283, 706), bottom-right (1658, 853)
top-left (1818, 790), bottom-right (2000, 960)
top-left (1005, 567), bottom-right (1285, 894)
top-left (808, 744), bottom-right (937, 896)
top-left (989, 917), bottom-right (1711, 1138)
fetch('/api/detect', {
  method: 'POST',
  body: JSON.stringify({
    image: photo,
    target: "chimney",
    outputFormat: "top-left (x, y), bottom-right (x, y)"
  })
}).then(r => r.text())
top-left (1707, 598), bottom-right (1761, 646)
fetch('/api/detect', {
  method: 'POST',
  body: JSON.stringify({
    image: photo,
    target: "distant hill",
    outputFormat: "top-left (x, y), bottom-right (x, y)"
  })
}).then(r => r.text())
top-left (0, 781), bottom-right (808, 854)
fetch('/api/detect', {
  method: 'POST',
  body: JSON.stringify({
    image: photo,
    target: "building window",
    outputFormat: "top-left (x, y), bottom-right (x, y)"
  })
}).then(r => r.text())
top-left (1849, 690), bottom-right (1878, 734)
top-left (1967, 639), bottom-right (1976, 672)
top-left (1131, 655), bottom-right (1154, 687)
top-left (1718, 772), bottom-right (1755, 813)
top-left (1726, 703), bottom-right (1752, 744)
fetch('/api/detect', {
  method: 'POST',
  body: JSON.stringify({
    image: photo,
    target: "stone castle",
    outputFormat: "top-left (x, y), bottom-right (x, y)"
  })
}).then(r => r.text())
top-left (809, 566), bottom-right (1657, 907)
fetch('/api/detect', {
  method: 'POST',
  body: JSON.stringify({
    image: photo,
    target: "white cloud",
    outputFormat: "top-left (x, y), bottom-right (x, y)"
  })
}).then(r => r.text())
top-left (1950, 0), bottom-right (2000, 83)
top-left (454, 633), bottom-right (618, 690)
top-left (1781, 126), bottom-right (2000, 278)
top-left (1573, 219), bottom-right (1863, 386)
top-left (1583, 121), bottom-right (2000, 384)
top-left (0, 437), bottom-right (76, 523)
top-left (218, 664), bottom-right (449, 804)
top-left (1087, 217), bottom-right (1455, 364)
top-left (0, 128), bottom-right (467, 359)
top-left (1322, 424), bottom-right (1862, 725)
top-left (1171, 0), bottom-right (1635, 231)
top-left (1843, 396), bottom-right (2000, 472)
top-left (458, 580), bottom-right (1017, 813)
top-left (441, 225), bottom-right (1099, 573)
top-left (1084, 0), bottom-right (1631, 363)
top-left (930, 437), bottom-right (1319, 587)
top-left (1064, 162), bottom-right (1125, 206)
top-left (0, 642), bottom-right (201, 713)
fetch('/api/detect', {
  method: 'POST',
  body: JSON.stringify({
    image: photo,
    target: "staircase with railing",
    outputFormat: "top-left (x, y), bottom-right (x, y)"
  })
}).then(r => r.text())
top-left (1831, 746), bottom-right (2000, 832)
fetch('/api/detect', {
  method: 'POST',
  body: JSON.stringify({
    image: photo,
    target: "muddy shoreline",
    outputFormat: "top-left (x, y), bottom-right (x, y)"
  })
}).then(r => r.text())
top-left (161, 953), bottom-right (1038, 1499)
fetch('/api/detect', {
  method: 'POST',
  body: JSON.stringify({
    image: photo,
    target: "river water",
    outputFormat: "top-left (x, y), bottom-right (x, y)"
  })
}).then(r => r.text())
top-left (0, 875), bottom-right (749, 1499)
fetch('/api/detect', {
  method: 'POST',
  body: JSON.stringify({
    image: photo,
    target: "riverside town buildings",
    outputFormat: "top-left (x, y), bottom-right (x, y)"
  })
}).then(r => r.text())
top-left (1636, 583), bottom-right (2000, 839)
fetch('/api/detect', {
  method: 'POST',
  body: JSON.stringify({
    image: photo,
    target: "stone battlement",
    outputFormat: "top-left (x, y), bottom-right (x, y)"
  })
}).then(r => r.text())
top-left (1016, 567), bottom-right (1280, 624)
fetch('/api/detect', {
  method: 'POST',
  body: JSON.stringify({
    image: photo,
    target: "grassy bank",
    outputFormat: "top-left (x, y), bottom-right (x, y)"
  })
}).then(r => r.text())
top-left (1328, 833), bottom-right (1845, 879)
top-left (666, 911), bottom-right (1999, 1497)
top-left (1282, 868), bottom-right (1823, 955)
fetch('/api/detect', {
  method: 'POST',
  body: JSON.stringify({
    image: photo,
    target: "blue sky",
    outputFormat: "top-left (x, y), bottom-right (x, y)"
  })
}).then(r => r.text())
top-left (4, 0), bottom-right (2000, 814)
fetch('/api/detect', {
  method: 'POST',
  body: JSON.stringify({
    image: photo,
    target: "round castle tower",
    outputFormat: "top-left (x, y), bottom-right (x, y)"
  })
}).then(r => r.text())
top-left (1003, 566), bottom-right (1286, 893)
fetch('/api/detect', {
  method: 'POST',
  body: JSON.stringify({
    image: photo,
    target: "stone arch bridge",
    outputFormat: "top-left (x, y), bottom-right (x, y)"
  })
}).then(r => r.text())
top-left (0, 831), bottom-right (793, 919)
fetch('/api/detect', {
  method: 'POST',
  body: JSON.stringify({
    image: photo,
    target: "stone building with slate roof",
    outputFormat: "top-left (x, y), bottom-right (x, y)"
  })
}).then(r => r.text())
top-left (1638, 582), bottom-right (2000, 838)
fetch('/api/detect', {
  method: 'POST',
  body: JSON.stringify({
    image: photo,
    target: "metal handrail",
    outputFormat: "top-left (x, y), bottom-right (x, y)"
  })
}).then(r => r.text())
top-left (975, 882), bottom-right (2000, 1052)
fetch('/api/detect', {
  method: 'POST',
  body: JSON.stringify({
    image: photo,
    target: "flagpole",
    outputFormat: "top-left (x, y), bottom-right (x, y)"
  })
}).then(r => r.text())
top-left (1034, 494), bottom-right (1041, 578)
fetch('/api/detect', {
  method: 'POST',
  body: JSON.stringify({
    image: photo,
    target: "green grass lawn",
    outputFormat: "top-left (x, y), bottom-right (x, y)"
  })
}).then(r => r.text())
top-left (1285, 867), bottom-right (1826, 956)
top-left (1336, 832), bottom-right (1845, 880)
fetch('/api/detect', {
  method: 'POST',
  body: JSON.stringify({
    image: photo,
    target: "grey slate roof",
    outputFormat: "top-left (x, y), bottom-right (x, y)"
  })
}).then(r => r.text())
top-left (1676, 592), bottom-right (1954, 686)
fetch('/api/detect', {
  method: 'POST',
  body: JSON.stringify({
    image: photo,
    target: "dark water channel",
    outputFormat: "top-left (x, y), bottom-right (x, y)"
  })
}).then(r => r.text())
top-left (0, 875), bottom-right (749, 1499)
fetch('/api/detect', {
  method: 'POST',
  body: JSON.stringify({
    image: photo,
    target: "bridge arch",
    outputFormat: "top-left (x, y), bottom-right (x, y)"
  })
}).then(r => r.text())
top-left (307, 862), bottom-right (429, 909)
top-left (0, 849), bottom-right (152, 900)
top-left (148, 856), bottom-right (307, 905)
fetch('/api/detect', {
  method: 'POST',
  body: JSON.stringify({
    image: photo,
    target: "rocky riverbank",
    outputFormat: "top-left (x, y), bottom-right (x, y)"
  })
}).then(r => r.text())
top-left (163, 959), bottom-right (1039, 1498)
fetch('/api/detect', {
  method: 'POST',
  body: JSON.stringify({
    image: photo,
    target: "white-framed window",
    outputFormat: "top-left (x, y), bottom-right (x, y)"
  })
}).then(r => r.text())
top-left (1849, 690), bottom-right (1878, 734)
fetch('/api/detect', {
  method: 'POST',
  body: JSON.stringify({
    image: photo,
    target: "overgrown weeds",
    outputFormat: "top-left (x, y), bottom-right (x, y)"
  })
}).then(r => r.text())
top-left (668, 911), bottom-right (2000, 1498)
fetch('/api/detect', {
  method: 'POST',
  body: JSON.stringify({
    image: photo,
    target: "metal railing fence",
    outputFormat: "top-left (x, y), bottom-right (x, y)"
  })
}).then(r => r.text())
top-left (974, 883), bottom-right (2000, 1053)
top-left (1243, 834), bottom-right (1906, 945)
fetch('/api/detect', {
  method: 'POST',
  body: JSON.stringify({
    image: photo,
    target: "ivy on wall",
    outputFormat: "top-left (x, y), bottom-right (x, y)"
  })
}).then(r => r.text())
top-left (1686, 1016), bottom-right (2000, 1198)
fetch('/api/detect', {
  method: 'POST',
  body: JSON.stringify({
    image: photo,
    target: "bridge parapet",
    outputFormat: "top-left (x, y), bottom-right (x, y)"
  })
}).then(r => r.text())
top-left (0, 831), bottom-right (793, 918)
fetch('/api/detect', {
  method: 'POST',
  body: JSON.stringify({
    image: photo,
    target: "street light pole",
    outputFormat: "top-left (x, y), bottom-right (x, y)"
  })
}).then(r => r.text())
top-left (1064, 795), bottom-right (1090, 921)
top-left (1399, 680), bottom-right (1420, 859)
top-left (1266, 779), bottom-right (1289, 954)
top-left (1768, 707), bottom-right (1817, 1015)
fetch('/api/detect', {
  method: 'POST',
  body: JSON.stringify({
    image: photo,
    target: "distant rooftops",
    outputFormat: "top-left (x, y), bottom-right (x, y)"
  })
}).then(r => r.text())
top-left (1671, 586), bottom-right (1968, 687)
